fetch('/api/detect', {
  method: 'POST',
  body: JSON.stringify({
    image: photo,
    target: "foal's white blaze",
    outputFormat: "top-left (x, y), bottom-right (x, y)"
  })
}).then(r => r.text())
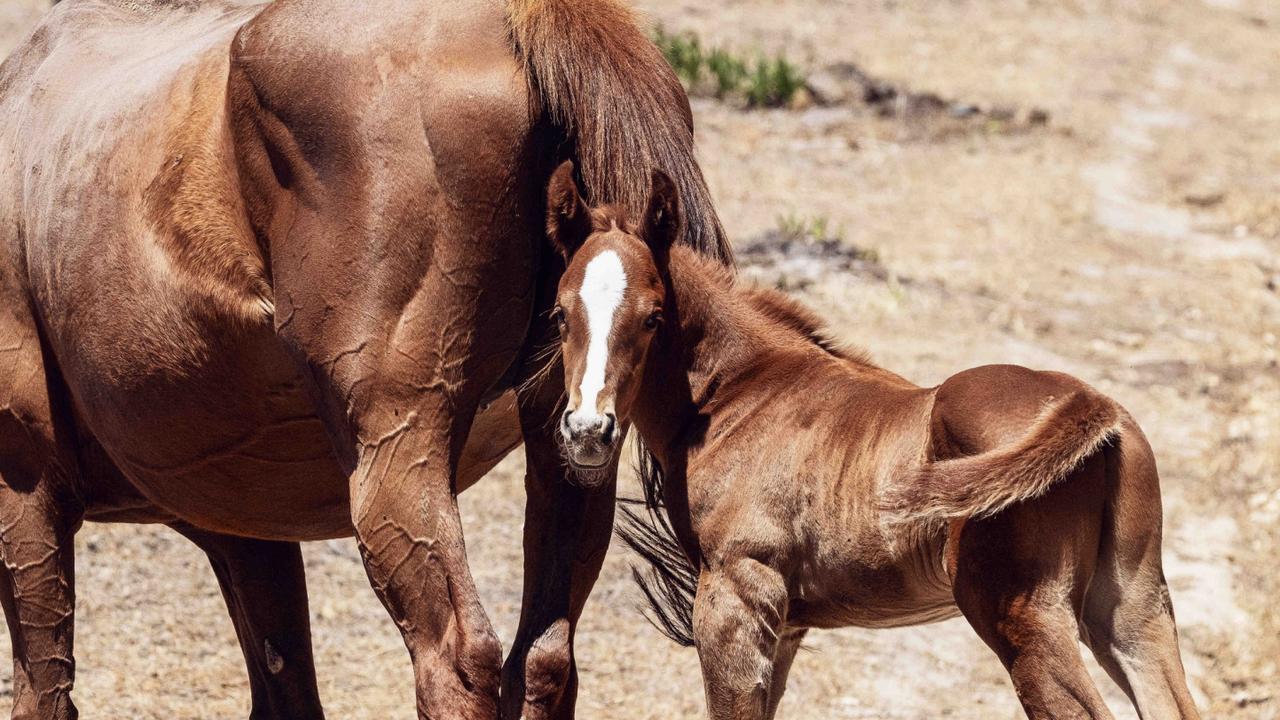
top-left (577, 250), bottom-right (627, 414)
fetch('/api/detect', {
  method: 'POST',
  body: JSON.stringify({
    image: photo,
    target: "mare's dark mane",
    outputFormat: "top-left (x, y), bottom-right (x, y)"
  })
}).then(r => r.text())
top-left (509, 0), bottom-right (732, 262)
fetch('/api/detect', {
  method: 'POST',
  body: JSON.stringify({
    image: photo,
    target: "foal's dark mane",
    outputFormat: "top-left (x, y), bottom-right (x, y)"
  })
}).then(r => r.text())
top-left (740, 287), bottom-right (873, 366)
top-left (619, 247), bottom-right (873, 646)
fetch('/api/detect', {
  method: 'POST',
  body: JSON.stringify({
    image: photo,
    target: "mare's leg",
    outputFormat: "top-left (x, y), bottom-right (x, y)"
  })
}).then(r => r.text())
top-left (348, 396), bottom-right (503, 720)
top-left (693, 558), bottom-right (789, 720)
top-left (258, 139), bottom-right (539, 720)
top-left (1080, 430), bottom-right (1200, 719)
top-left (952, 453), bottom-right (1114, 720)
top-left (174, 525), bottom-right (324, 720)
top-left (0, 294), bottom-right (82, 720)
top-left (764, 628), bottom-right (806, 720)
top-left (499, 373), bottom-right (616, 720)
top-left (498, 400), bottom-right (616, 719)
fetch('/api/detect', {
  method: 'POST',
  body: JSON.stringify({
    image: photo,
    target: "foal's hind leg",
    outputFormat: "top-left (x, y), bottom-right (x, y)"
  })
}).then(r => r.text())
top-left (1080, 431), bottom-right (1200, 719)
top-left (0, 303), bottom-right (83, 719)
top-left (174, 525), bottom-right (324, 720)
top-left (952, 454), bottom-right (1114, 720)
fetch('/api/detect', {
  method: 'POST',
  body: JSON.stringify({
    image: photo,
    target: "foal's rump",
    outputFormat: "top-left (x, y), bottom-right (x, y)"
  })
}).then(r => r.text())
top-left (881, 364), bottom-right (1125, 524)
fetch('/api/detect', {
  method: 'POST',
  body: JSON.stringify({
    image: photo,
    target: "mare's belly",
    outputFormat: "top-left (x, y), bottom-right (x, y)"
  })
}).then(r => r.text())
top-left (76, 325), bottom-right (352, 540)
top-left (73, 323), bottom-right (523, 541)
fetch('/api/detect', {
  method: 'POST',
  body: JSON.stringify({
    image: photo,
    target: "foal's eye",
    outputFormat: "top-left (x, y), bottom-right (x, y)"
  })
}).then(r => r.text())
top-left (551, 306), bottom-right (567, 333)
top-left (644, 311), bottom-right (663, 331)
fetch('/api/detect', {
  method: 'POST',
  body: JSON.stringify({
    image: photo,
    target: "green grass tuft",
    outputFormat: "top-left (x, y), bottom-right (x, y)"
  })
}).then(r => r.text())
top-left (706, 48), bottom-right (749, 99)
top-left (777, 212), bottom-right (843, 244)
top-left (654, 27), bottom-right (704, 87)
top-left (653, 26), bottom-right (805, 108)
top-left (745, 56), bottom-right (806, 108)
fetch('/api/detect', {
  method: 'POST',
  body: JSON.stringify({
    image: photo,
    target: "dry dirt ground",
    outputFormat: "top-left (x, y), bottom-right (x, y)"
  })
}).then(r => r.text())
top-left (2, 1), bottom-right (1278, 718)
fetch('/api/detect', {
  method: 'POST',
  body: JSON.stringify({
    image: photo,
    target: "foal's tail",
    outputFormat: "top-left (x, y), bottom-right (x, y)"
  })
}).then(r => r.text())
top-left (506, 0), bottom-right (731, 262)
top-left (882, 391), bottom-right (1124, 524)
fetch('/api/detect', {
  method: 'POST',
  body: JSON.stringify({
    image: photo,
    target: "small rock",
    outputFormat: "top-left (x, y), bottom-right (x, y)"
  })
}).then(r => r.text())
top-left (903, 92), bottom-right (947, 118)
top-left (806, 61), bottom-right (872, 106)
top-left (862, 80), bottom-right (898, 106)
top-left (1225, 416), bottom-right (1253, 442)
top-left (1025, 107), bottom-right (1050, 125)
top-left (988, 105), bottom-right (1017, 122)
top-left (1184, 188), bottom-right (1225, 207)
top-left (806, 71), bottom-right (852, 106)
top-left (788, 87), bottom-right (815, 111)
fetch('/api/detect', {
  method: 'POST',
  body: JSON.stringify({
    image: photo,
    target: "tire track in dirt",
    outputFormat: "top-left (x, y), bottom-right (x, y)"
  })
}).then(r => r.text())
top-left (1081, 29), bottom-right (1268, 712)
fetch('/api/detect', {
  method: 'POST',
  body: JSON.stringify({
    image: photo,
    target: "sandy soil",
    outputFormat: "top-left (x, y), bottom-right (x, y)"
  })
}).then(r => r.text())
top-left (1, 0), bottom-right (1277, 718)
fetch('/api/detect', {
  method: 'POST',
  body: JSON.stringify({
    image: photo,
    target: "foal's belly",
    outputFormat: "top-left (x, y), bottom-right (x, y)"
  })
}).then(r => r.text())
top-left (790, 577), bottom-right (961, 630)
top-left (789, 537), bottom-right (961, 630)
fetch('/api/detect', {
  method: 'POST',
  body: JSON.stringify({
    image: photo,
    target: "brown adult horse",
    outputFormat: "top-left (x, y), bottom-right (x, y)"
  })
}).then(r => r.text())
top-left (0, 1), bottom-right (730, 718)
top-left (544, 162), bottom-right (1200, 720)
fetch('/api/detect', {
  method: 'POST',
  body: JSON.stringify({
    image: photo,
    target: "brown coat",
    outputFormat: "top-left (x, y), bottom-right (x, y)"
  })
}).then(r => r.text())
top-left (0, 1), bottom-right (728, 717)
top-left (543, 169), bottom-right (1200, 719)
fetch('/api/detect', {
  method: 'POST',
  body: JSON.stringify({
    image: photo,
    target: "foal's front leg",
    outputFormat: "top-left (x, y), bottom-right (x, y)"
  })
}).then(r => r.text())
top-left (764, 628), bottom-right (806, 719)
top-left (693, 559), bottom-right (790, 720)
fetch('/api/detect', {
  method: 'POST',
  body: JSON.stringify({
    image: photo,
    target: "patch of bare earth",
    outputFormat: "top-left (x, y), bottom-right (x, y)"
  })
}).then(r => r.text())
top-left (1, 1), bottom-right (1276, 717)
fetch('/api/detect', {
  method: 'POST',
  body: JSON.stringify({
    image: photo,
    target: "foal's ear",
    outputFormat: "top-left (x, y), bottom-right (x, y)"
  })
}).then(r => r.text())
top-left (641, 169), bottom-right (681, 259)
top-left (546, 160), bottom-right (591, 260)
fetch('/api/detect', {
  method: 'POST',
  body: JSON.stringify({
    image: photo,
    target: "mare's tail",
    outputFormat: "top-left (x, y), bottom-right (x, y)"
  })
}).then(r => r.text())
top-left (616, 448), bottom-right (698, 647)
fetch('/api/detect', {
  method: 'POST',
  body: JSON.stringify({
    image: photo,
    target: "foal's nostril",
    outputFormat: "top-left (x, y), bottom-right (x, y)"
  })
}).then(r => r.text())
top-left (601, 413), bottom-right (617, 445)
top-left (560, 409), bottom-right (573, 435)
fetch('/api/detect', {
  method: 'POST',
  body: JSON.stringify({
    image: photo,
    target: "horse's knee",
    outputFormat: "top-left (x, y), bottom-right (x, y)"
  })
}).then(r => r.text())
top-left (693, 559), bottom-right (788, 643)
top-left (11, 686), bottom-right (78, 720)
top-left (522, 619), bottom-right (573, 707)
top-left (7, 625), bottom-right (79, 720)
top-left (692, 590), bottom-right (742, 645)
top-left (455, 620), bottom-right (504, 692)
top-left (410, 618), bottom-right (501, 716)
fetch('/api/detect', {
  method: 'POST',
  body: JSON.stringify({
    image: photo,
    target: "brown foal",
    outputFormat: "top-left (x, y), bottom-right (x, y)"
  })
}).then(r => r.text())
top-left (544, 162), bottom-right (1201, 720)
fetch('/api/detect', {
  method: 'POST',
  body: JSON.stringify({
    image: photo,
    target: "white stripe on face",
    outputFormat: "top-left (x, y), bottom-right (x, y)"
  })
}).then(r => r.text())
top-left (577, 250), bottom-right (627, 414)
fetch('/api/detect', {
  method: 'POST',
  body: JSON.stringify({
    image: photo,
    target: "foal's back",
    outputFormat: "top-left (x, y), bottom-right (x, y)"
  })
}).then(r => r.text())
top-left (732, 355), bottom-right (1119, 629)
top-left (693, 342), bottom-right (960, 628)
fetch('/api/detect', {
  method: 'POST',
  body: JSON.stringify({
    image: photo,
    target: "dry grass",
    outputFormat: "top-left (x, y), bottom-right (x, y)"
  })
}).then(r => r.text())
top-left (2, 0), bottom-right (1277, 717)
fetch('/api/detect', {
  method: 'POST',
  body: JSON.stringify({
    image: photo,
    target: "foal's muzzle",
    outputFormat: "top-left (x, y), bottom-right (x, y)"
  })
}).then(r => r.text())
top-left (560, 408), bottom-right (618, 468)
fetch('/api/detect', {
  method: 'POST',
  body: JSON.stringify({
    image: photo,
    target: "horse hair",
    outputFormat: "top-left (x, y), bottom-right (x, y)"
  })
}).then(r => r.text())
top-left (616, 446), bottom-right (698, 647)
top-left (507, 0), bottom-right (732, 264)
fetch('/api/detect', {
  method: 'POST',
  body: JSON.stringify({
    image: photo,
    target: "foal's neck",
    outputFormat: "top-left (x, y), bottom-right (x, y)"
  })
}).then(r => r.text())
top-left (630, 247), bottom-right (850, 457)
